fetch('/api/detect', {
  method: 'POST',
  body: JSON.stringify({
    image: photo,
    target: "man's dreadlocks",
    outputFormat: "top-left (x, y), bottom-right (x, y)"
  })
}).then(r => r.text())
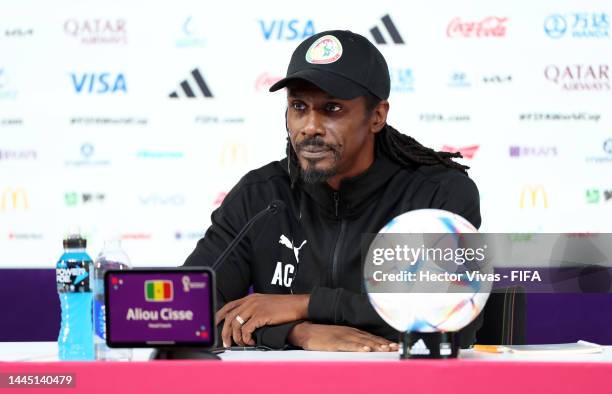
top-left (376, 125), bottom-right (469, 174)
top-left (365, 94), bottom-right (469, 174)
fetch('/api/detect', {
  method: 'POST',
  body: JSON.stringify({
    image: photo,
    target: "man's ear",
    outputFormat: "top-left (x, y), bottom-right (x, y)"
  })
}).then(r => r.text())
top-left (370, 100), bottom-right (389, 134)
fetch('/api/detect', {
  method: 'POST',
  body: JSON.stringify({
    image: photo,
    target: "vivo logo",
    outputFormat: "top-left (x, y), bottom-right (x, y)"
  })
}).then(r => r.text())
top-left (139, 194), bottom-right (186, 206)
top-left (70, 73), bottom-right (127, 94)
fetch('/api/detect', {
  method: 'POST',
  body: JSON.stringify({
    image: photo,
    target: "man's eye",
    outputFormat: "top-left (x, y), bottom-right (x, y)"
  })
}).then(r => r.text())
top-left (292, 102), bottom-right (306, 111)
top-left (326, 104), bottom-right (341, 112)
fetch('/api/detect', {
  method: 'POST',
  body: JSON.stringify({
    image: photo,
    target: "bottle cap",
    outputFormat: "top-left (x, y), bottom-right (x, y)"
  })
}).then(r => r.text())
top-left (63, 235), bottom-right (87, 249)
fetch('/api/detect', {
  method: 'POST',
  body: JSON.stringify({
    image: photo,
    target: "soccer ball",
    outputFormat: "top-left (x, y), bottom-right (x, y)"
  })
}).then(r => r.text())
top-left (364, 209), bottom-right (491, 333)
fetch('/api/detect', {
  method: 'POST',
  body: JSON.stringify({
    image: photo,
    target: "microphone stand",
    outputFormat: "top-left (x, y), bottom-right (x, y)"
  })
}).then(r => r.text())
top-left (151, 201), bottom-right (285, 361)
top-left (212, 201), bottom-right (283, 270)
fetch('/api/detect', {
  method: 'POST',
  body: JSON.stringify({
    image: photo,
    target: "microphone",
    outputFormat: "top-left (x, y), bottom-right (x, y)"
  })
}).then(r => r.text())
top-left (211, 200), bottom-right (286, 270)
top-left (152, 201), bottom-right (285, 360)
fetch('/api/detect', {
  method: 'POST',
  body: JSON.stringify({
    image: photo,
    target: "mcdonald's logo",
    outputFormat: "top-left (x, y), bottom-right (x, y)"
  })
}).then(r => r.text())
top-left (519, 185), bottom-right (548, 208)
top-left (0, 187), bottom-right (29, 212)
top-left (219, 143), bottom-right (248, 167)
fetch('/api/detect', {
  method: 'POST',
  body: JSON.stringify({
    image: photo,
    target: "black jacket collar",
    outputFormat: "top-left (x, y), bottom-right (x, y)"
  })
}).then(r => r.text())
top-left (291, 145), bottom-right (406, 219)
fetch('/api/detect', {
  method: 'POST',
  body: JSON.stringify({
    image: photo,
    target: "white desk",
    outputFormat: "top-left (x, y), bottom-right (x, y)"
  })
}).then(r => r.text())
top-left (2, 342), bottom-right (612, 394)
top-left (1, 341), bottom-right (612, 363)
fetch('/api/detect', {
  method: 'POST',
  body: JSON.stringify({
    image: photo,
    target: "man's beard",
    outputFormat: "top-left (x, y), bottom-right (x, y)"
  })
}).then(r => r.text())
top-left (300, 159), bottom-right (339, 183)
top-left (295, 137), bottom-right (341, 184)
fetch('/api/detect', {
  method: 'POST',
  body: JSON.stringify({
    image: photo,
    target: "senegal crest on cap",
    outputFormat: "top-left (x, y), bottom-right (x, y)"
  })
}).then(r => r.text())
top-left (305, 35), bottom-right (343, 64)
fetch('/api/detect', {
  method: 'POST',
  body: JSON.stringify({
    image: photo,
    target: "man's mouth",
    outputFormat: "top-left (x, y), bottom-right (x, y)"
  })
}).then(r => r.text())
top-left (299, 146), bottom-right (333, 159)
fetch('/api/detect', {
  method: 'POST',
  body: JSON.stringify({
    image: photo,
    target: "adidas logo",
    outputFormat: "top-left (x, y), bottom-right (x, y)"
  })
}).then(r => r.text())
top-left (169, 68), bottom-right (213, 98)
top-left (409, 339), bottom-right (431, 355)
top-left (369, 14), bottom-right (404, 45)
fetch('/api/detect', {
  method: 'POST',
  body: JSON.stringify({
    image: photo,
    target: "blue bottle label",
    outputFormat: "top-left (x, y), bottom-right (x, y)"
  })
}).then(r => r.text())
top-left (56, 261), bottom-right (91, 292)
top-left (94, 299), bottom-right (106, 339)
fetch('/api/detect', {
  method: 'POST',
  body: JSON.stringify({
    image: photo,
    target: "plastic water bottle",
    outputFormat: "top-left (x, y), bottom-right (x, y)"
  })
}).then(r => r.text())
top-left (93, 238), bottom-right (132, 361)
top-left (56, 233), bottom-right (94, 360)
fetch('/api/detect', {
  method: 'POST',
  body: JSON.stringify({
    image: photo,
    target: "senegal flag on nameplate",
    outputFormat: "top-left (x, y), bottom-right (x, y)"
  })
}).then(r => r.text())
top-left (145, 280), bottom-right (173, 302)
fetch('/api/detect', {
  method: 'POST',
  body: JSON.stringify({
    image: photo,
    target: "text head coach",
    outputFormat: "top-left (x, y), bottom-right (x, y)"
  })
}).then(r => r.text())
top-left (184, 30), bottom-right (482, 351)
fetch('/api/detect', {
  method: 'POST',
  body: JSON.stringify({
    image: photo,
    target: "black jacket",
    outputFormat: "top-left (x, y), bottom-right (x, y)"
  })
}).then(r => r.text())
top-left (184, 145), bottom-right (482, 349)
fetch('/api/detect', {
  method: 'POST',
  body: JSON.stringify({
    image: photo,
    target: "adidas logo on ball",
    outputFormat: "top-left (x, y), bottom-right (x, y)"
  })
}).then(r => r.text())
top-left (409, 339), bottom-right (431, 356)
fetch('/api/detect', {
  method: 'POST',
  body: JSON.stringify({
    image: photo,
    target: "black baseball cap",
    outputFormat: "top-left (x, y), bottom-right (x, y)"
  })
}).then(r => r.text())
top-left (269, 30), bottom-right (390, 100)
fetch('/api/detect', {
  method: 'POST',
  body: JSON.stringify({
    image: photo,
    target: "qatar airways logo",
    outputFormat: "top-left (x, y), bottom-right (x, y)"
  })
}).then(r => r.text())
top-left (544, 64), bottom-right (610, 91)
top-left (447, 17), bottom-right (508, 38)
top-left (64, 19), bottom-right (127, 44)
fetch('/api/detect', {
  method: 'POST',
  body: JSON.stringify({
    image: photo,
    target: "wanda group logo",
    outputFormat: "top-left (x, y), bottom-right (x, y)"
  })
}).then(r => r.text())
top-left (447, 16), bottom-right (508, 38)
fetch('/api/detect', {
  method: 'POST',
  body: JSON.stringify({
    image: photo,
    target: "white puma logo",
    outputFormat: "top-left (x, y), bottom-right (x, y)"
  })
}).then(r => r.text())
top-left (279, 234), bottom-right (307, 263)
top-left (271, 235), bottom-right (308, 287)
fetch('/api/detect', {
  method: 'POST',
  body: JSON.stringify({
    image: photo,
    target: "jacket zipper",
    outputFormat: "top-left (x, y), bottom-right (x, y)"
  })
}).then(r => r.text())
top-left (334, 192), bottom-right (339, 217)
top-left (331, 192), bottom-right (346, 288)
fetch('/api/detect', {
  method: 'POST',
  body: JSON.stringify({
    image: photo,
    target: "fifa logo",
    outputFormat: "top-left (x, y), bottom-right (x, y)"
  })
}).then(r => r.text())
top-left (220, 143), bottom-right (248, 167)
top-left (520, 185), bottom-right (549, 208)
top-left (1, 187), bottom-right (29, 212)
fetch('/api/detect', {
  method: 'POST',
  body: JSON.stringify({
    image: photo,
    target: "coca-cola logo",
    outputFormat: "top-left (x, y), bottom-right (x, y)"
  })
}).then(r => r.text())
top-left (544, 65), bottom-right (610, 91)
top-left (255, 73), bottom-right (283, 92)
top-left (447, 17), bottom-right (508, 38)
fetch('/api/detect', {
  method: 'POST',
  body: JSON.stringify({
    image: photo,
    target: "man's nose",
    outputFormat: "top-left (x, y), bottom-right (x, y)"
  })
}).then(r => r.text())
top-left (301, 110), bottom-right (325, 138)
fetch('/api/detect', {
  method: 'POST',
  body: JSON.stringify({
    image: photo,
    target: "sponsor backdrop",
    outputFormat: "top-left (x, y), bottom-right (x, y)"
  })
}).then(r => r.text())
top-left (1, 0), bottom-right (611, 269)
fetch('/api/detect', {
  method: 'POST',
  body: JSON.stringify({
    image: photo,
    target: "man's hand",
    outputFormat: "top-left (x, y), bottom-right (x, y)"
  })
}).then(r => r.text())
top-left (216, 293), bottom-right (309, 347)
top-left (288, 322), bottom-right (399, 352)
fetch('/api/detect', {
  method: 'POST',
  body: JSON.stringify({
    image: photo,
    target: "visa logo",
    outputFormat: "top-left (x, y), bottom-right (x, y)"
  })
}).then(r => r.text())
top-left (259, 19), bottom-right (315, 40)
top-left (70, 72), bottom-right (127, 94)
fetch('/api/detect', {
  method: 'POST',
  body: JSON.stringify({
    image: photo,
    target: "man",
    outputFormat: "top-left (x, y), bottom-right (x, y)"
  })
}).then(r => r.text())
top-left (184, 30), bottom-right (481, 351)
